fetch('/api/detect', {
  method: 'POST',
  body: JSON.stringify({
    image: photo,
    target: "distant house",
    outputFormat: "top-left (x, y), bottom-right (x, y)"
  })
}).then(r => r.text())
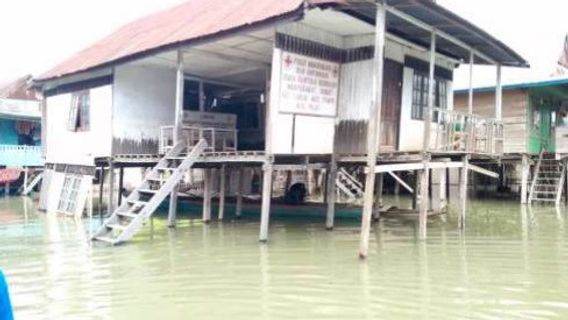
top-left (0, 75), bottom-right (43, 194)
top-left (454, 78), bottom-right (568, 204)
top-left (455, 78), bottom-right (568, 156)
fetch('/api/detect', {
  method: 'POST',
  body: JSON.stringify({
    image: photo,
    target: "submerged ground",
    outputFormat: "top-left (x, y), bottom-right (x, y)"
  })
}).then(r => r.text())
top-left (1, 196), bottom-right (568, 319)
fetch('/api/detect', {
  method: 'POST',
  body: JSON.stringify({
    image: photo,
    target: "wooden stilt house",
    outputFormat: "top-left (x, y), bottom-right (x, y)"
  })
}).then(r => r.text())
top-left (33, 0), bottom-right (528, 257)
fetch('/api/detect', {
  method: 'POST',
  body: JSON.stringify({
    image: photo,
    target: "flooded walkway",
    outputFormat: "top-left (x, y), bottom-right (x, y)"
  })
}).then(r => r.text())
top-left (1, 196), bottom-right (568, 319)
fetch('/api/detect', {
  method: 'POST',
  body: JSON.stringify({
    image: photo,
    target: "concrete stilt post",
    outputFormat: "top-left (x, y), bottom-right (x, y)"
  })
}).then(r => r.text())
top-left (235, 168), bottom-right (244, 218)
top-left (259, 161), bottom-right (274, 242)
top-left (325, 161), bottom-right (337, 230)
top-left (218, 165), bottom-right (226, 220)
top-left (202, 169), bottom-right (212, 223)
top-left (359, 1), bottom-right (386, 259)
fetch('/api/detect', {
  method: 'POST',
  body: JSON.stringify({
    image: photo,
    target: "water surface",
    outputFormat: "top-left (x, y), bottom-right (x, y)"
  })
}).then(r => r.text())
top-left (1, 196), bottom-right (568, 319)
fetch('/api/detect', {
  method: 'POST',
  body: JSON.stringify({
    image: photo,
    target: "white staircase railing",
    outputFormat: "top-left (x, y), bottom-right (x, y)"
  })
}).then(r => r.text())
top-left (93, 139), bottom-right (207, 245)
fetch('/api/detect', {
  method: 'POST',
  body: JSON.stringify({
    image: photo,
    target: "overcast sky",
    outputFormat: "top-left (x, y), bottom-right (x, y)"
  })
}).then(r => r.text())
top-left (0, 0), bottom-right (566, 89)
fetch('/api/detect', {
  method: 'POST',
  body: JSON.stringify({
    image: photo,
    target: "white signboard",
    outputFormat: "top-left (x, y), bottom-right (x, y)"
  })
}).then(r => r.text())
top-left (278, 51), bottom-right (339, 117)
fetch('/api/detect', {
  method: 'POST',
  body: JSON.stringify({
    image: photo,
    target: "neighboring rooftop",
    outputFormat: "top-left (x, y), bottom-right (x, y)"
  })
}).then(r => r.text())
top-left (35, 0), bottom-right (529, 84)
top-left (454, 77), bottom-right (568, 94)
top-left (0, 75), bottom-right (38, 101)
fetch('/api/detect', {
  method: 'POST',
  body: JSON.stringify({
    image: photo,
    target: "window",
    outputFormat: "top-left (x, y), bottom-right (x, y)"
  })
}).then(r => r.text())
top-left (68, 91), bottom-right (90, 131)
top-left (411, 72), bottom-right (448, 120)
top-left (57, 174), bottom-right (82, 214)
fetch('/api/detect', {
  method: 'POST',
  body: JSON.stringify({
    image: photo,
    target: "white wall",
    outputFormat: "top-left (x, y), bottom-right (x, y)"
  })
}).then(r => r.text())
top-left (112, 63), bottom-right (176, 154)
top-left (45, 85), bottom-right (113, 166)
top-left (398, 67), bottom-right (454, 152)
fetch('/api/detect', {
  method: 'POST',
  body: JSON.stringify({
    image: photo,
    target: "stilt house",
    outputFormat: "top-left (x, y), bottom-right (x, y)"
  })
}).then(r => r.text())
top-left (33, 0), bottom-right (528, 257)
top-left (0, 76), bottom-right (43, 195)
top-left (455, 78), bottom-right (568, 205)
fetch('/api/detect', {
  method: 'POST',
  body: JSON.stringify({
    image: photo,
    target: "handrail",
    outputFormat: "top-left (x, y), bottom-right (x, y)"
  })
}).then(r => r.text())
top-left (528, 148), bottom-right (545, 203)
top-left (427, 107), bottom-right (503, 155)
top-left (159, 125), bottom-right (238, 154)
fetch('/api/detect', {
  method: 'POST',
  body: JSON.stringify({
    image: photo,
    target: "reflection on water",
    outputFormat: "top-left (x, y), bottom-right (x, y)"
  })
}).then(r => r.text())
top-left (1, 196), bottom-right (568, 319)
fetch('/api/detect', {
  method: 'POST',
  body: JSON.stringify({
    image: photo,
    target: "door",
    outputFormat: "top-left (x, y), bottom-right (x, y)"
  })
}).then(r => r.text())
top-left (528, 97), bottom-right (555, 154)
top-left (380, 59), bottom-right (403, 152)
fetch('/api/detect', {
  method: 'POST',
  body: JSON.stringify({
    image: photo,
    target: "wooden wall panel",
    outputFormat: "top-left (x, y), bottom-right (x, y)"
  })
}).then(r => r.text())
top-left (454, 89), bottom-right (528, 154)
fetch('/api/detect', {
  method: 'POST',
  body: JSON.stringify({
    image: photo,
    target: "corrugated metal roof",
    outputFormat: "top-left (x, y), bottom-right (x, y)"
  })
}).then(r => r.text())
top-left (454, 78), bottom-right (568, 95)
top-left (37, 0), bottom-right (316, 82)
top-left (36, 0), bottom-right (528, 83)
top-left (0, 75), bottom-right (39, 101)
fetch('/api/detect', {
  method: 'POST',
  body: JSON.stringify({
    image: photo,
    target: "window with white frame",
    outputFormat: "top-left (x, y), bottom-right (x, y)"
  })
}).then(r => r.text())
top-left (57, 174), bottom-right (82, 214)
top-left (411, 72), bottom-right (448, 120)
top-left (68, 91), bottom-right (90, 131)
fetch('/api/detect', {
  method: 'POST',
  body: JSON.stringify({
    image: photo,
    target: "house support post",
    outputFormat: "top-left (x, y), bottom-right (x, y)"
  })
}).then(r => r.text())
top-left (98, 166), bottom-right (105, 219)
top-left (259, 161), bottom-right (274, 242)
top-left (495, 64), bottom-right (503, 152)
top-left (202, 169), bottom-right (212, 223)
top-left (325, 160), bottom-right (337, 230)
top-left (168, 49), bottom-right (184, 228)
top-left (373, 173), bottom-right (384, 221)
top-left (108, 159), bottom-right (115, 214)
top-left (218, 165), bottom-right (226, 220)
top-left (23, 168), bottom-right (28, 192)
top-left (419, 30), bottom-right (436, 241)
top-left (118, 167), bottom-right (124, 206)
top-left (521, 154), bottom-right (530, 204)
top-left (459, 155), bottom-right (470, 229)
top-left (359, 1), bottom-right (386, 259)
top-left (235, 168), bottom-right (244, 218)
top-left (439, 168), bottom-right (448, 212)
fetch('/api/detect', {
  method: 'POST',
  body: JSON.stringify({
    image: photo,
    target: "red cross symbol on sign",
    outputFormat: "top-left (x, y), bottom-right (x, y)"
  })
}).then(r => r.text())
top-left (284, 54), bottom-right (293, 68)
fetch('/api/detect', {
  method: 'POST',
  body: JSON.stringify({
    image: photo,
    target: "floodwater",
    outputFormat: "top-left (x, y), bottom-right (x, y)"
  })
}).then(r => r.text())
top-left (1, 196), bottom-right (568, 319)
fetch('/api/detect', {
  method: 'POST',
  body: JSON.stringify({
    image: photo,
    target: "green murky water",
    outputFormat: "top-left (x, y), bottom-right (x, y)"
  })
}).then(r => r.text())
top-left (1, 196), bottom-right (568, 319)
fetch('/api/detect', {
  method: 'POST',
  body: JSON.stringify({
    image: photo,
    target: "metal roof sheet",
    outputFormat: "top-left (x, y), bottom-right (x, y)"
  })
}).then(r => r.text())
top-left (36, 0), bottom-right (528, 84)
top-left (454, 78), bottom-right (568, 95)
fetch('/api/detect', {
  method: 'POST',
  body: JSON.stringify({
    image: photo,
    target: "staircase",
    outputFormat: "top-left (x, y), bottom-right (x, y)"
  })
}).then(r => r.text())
top-left (21, 171), bottom-right (43, 196)
top-left (93, 139), bottom-right (207, 245)
top-left (336, 168), bottom-right (364, 200)
top-left (529, 151), bottom-right (566, 205)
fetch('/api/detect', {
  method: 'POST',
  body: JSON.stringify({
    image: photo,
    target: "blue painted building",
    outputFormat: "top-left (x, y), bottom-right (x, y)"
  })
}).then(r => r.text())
top-left (0, 76), bottom-right (43, 193)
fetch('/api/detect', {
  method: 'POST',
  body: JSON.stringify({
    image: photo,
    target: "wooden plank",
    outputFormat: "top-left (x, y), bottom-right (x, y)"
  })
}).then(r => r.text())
top-left (387, 171), bottom-right (413, 193)
top-left (375, 161), bottom-right (463, 173)
top-left (467, 164), bottom-right (499, 178)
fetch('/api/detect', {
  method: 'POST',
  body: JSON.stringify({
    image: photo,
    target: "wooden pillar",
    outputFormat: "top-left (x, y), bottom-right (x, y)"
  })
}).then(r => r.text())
top-left (98, 166), bottom-right (105, 219)
top-left (394, 180), bottom-right (400, 196)
top-left (439, 168), bottom-right (448, 211)
top-left (521, 154), bottom-right (530, 204)
top-left (218, 165), bottom-right (226, 220)
top-left (325, 161), bottom-right (337, 230)
top-left (108, 159), bottom-right (115, 214)
top-left (373, 173), bottom-right (384, 221)
top-left (202, 169), bottom-right (212, 223)
top-left (359, 2), bottom-right (386, 259)
top-left (496, 64), bottom-right (502, 121)
top-left (23, 168), bottom-right (29, 192)
top-left (468, 50), bottom-right (474, 115)
top-left (418, 31), bottom-right (436, 240)
top-left (4, 182), bottom-right (9, 197)
top-left (169, 49), bottom-right (185, 228)
top-left (459, 155), bottom-right (470, 230)
top-left (118, 167), bottom-right (124, 206)
top-left (413, 171), bottom-right (420, 210)
top-left (235, 168), bottom-right (244, 218)
top-left (259, 162), bottom-right (273, 242)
